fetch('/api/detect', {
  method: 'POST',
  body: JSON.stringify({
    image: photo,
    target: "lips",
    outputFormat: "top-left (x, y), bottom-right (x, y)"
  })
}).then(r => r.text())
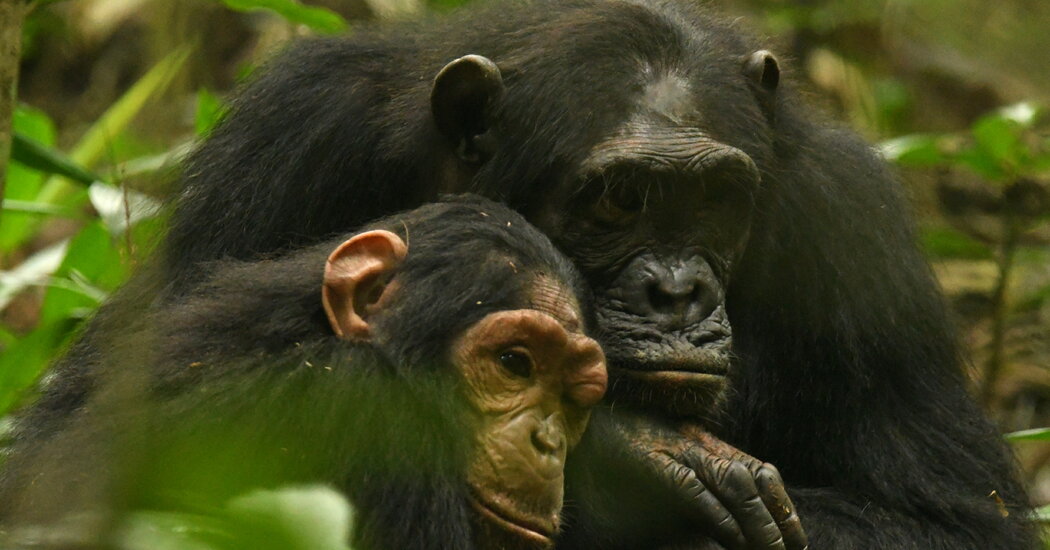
top-left (468, 494), bottom-right (557, 546)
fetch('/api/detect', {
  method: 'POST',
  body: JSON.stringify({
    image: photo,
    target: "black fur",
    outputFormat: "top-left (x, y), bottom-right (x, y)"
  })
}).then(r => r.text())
top-left (4, 1), bottom-right (1036, 548)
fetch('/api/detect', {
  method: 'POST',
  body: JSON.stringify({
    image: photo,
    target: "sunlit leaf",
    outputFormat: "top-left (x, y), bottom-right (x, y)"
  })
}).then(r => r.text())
top-left (217, 0), bottom-right (348, 34)
top-left (879, 134), bottom-right (945, 166)
top-left (114, 486), bottom-right (355, 550)
top-left (998, 102), bottom-right (1040, 127)
top-left (88, 183), bottom-right (163, 235)
top-left (1004, 427), bottom-right (1050, 442)
top-left (0, 240), bottom-right (69, 311)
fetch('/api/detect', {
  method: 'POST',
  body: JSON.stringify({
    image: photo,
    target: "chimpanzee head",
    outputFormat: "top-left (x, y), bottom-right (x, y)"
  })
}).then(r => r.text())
top-left (320, 197), bottom-right (608, 549)
top-left (429, 8), bottom-right (780, 419)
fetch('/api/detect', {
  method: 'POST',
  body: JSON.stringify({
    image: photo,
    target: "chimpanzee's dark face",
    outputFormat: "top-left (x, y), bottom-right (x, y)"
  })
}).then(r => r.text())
top-left (525, 69), bottom-right (769, 419)
top-left (431, 43), bottom-right (779, 419)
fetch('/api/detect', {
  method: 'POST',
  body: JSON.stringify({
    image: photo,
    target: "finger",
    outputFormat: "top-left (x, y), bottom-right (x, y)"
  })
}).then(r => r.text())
top-left (699, 456), bottom-right (786, 550)
top-left (647, 451), bottom-right (748, 550)
top-left (756, 464), bottom-right (808, 550)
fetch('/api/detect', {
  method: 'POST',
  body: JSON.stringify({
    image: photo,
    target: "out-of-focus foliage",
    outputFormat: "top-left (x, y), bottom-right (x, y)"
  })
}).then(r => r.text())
top-left (0, 0), bottom-right (1048, 544)
top-left (116, 487), bottom-right (356, 550)
top-left (216, 0), bottom-right (348, 34)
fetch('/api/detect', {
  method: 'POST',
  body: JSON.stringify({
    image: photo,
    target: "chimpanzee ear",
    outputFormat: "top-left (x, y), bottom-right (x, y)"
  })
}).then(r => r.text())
top-left (431, 54), bottom-right (505, 164)
top-left (743, 50), bottom-right (779, 92)
top-left (323, 230), bottom-right (408, 342)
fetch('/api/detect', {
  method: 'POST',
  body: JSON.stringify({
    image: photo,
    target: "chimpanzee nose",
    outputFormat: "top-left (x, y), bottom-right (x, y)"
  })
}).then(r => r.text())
top-left (531, 413), bottom-right (565, 455)
top-left (623, 257), bottom-right (720, 329)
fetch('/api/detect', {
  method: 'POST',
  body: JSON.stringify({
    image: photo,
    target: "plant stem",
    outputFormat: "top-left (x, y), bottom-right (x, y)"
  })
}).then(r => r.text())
top-left (981, 207), bottom-right (1021, 408)
top-left (0, 0), bottom-right (27, 228)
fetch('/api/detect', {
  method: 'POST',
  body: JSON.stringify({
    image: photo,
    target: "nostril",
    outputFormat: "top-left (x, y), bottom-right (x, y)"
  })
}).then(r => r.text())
top-left (647, 282), bottom-right (676, 314)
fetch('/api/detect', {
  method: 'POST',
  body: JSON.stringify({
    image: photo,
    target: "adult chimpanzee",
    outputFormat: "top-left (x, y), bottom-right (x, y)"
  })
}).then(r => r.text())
top-left (4, 0), bottom-right (1036, 548)
top-left (1, 197), bottom-right (608, 550)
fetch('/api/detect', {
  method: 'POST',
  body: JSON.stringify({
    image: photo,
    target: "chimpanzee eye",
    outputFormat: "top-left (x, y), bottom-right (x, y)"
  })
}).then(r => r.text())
top-left (588, 185), bottom-right (643, 226)
top-left (498, 349), bottom-right (533, 378)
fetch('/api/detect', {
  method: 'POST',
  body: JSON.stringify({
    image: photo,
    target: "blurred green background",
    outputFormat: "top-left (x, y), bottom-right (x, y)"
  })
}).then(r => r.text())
top-left (0, 0), bottom-right (1048, 547)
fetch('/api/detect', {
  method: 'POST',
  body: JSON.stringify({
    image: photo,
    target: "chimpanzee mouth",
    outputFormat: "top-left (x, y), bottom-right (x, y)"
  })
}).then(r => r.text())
top-left (468, 494), bottom-right (556, 545)
top-left (608, 333), bottom-right (731, 379)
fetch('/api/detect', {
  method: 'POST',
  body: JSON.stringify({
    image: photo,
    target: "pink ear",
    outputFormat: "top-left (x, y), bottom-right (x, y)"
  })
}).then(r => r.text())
top-left (322, 230), bottom-right (408, 341)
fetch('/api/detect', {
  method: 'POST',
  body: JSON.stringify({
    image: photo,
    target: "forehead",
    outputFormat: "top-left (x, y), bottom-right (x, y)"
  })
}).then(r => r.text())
top-left (526, 275), bottom-right (582, 334)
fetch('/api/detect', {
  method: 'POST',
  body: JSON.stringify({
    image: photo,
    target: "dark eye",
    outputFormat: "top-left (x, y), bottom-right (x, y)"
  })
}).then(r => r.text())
top-left (579, 174), bottom-right (642, 225)
top-left (498, 349), bottom-right (533, 378)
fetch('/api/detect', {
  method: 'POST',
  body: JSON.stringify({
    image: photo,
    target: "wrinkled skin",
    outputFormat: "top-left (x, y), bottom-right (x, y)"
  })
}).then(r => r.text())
top-left (453, 307), bottom-right (606, 549)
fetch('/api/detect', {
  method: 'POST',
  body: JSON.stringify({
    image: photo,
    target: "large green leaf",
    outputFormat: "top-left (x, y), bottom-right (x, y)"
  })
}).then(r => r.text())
top-left (1, 106), bottom-right (57, 252)
top-left (115, 486), bottom-right (355, 550)
top-left (217, 0), bottom-right (348, 34)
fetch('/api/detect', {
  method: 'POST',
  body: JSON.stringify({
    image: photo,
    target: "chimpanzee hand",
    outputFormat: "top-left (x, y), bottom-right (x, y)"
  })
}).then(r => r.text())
top-left (619, 415), bottom-right (808, 550)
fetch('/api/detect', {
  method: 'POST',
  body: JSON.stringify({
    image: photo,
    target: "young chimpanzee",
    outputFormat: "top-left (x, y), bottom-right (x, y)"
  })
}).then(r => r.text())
top-left (0, 195), bottom-right (607, 550)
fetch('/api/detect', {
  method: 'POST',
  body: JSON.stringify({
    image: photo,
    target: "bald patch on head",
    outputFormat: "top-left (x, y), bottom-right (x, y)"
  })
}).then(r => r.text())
top-left (642, 73), bottom-right (694, 123)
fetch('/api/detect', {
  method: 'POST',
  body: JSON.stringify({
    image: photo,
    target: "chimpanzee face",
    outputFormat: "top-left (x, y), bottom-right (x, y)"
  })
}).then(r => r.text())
top-left (431, 41), bottom-right (779, 418)
top-left (531, 127), bottom-right (759, 418)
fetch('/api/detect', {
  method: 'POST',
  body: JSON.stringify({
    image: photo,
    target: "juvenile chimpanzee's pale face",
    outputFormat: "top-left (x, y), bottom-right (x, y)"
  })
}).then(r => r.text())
top-left (452, 279), bottom-right (606, 549)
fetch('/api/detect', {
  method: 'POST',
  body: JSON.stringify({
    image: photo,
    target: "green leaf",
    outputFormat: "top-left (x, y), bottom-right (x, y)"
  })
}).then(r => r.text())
top-left (955, 146), bottom-right (1008, 181)
top-left (0, 319), bottom-right (78, 416)
top-left (1004, 427), bottom-right (1050, 442)
top-left (11, 132), bottom-right (104, 186)
top-left (217, 0), bottom-right (348, 34)
top-left (1, 106), bottom-right (56, 252)
top-left (920, 227), bottom-right (993, 260)
top-left (2, 47), bottom-right (192, 253)
top-left (879, 135), bottom-right (945, 166)
top-left (114, 487), bottom-right (355, 550)
top-left (196, 88), bottom-right (227, 136)
top-left (38, 221), bottom-right (127, 326)
top-left (971, 114), bottom-right (1025, 174)
top-left (1, 199), bottom-right (80, 217)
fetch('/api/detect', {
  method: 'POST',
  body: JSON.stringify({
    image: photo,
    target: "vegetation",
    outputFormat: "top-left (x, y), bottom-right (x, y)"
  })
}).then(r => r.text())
top-left (0, 0), bottom-right (1048, 546)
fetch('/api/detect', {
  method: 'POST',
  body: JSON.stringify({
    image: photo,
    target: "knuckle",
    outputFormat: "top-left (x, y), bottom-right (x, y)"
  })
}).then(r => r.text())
top-left (724, 461), bottom-right (754, 487)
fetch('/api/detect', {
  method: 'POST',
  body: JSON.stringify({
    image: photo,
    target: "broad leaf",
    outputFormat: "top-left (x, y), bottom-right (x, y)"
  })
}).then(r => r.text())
top-left (217, 0), bottom-right (348, 34)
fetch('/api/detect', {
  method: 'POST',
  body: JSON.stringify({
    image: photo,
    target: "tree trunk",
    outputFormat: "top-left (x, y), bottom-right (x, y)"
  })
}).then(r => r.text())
top-left (0, 0), bottom-right (26, 226)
